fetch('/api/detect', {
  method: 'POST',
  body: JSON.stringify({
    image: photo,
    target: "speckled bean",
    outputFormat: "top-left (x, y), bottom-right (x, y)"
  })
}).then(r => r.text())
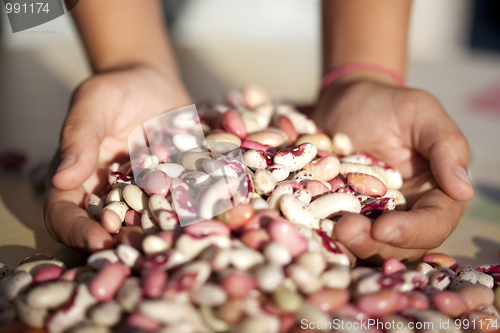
top-left (332, 132), bottom-right (354, 156)
top-left (141, 170), bottom-right (172, 197)
top-left (85, 193), bottom-right (104, 220)
top-left (202, 159), bottom-right (239, 179)
top-left (156, 162), bottom-right (186, 179)
top-left (279, 194), bottom-right (320, 229)
top-left (274, 143), bottom-right (317, 172)
top-left (308, 193), bottom-right (361, 219)
top-left (0, 271), bottom-right (32, 301)
top-left (293, 188), bottom-right (312, 205)
top-left (253, 169), bottom-right (277, 195)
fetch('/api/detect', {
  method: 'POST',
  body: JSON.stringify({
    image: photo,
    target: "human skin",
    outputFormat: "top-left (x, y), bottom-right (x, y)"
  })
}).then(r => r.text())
top-left (45, 1), bottom-right (473, 262)
top-left (314, 0), bottom-right (474, 264)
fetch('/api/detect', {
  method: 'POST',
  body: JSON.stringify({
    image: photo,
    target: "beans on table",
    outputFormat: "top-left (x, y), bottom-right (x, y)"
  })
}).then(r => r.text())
top-left (1, 85), bottom-right (498, 333)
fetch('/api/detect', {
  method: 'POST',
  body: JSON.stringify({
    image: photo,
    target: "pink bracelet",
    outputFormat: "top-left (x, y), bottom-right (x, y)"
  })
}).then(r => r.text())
top-left (321, 63), bottom-right (406, 89)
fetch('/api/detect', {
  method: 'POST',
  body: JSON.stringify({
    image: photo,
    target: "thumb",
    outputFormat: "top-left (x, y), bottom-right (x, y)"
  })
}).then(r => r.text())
top-left (52, 105), bottom-right (105, 191)
top-left (415, 108), bottom-right (474, 202)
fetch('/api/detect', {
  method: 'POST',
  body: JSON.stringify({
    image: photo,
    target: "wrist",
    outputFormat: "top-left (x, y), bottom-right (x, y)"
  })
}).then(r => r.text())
top-left (329, 69), bottom-right (402, 89)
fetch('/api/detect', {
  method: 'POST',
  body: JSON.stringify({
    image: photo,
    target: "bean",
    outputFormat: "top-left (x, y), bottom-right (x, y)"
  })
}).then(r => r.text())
top-left (242, 84), bottom-right (270, 109)
top-left (230, 247), bottom-right (265, 271)
top-left (184, 219), bottom-right (231, 238)
top-left (276, 115), bottom-right (299, 145)
top-left (156, 162), bottom-right (186, 179)
top-left (273, 287), bottom-right (303, 313)
top-left (87, 249), bottom-right (119, 270)
top-left (274, 143), bottom-right (317, 172)
top-left (26, 281), bottom-right (75, 309)
top-left (293, 189), bottom-right (312, 205)
top-left (266, 163), bottom-right (289, 182)
top-left (216, 298), bottom-right (244, 324)
top-left (308, 193), bottom-right (361, 219)
top-left (421, 252), bottom-right (458, 270)
top-left (222, 109), bottom-right (247, 139)
top-left (305, 180), bottom-right (330, 199)
top-left (295, 133), bottom-right (332, 152)
top-left (456, 284), bottom-right (495, 311)
top-left (142, 235), bottom-right (170, 255)
top-left (108, 171), bottom-right (132, 189)
top-left (286, 264), bottom-right (323, 294)
top-left (432, 291), bottom-right (467, 318)
top-left (240, 139), bottom-right (276, 154)
top-left (85, 193), bottom-right (104, 220)
top-left (383, 258), bottom-right (408, 275)
top-left (141, 170), bottom-right (172, 197)
top-left (241, 229), bottom-right (271, 250)
top-left (175, 234), bottom-right (231, 259)
top-left (263, 242), bottom-right (292, 267)
top-left (191, 283), bottom-right (227, 307)
top-left (332, 132), bottom-right (354, 156)
top-left (279, 194), bottom-right (319, 229)
top-left (124, 209), bottom-right (142, 227)
top-left (297, 252), bottom-right (326, 276)
top-left (89, 263), bottom-right (131, 302)
top-left (253, 169), bottom-right (277, 195)
top-left (356, 289), bottom-right (400, 317)
top-left (116, 277), bottom-right (142, 312)
top-left (322, 265), bottom-right (351, 289)
top-left (0, 271), bottom-right (32, 301)
top-left (126, 311), bottom-right (161, 331)
top-left (347, 173), bottom-right (387, 197)
top-left (255, 264), bottom-right (284, 292)
top-left (32, 265), bottom-right (63, 284)
top-left (46, 284), bottom-right (98, 333)
top-left (202, 159), bottom-right (239, 180)
top-left (340, 162), bottom-right (387, 185)
top-left (307, 288), bottom-right (349, 313)
top-left (216, 202), bottom-right (255, 230)
top-left (221, 271), bottom-right (256, 298)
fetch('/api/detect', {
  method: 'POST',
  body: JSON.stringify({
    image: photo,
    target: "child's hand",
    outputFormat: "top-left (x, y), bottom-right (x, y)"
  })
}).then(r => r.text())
top-left (44, 65), bottom-right (191, 252)
top-left (313, 79), bottom-right (474, 264)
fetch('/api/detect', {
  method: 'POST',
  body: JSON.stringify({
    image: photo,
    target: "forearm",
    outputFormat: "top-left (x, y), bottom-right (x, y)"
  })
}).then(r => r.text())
top-left (322, 0), bottom-right (412, 84)
top-left (72, 0), bottom-right (180, 77)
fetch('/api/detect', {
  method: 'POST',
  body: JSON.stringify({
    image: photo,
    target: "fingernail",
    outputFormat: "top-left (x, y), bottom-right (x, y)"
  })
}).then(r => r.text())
top-left (347, 232), bottom-right (366, 247)
top-left (384, 229), bottom-right (401, 243)
top-left (56, 155), bottom-right (76, 173)
top-left (456, 166), bottom-right (472, 186)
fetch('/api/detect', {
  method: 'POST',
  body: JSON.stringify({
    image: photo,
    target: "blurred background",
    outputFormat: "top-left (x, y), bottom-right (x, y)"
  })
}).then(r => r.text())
top-left (0, 0), bottom-right (499, 266)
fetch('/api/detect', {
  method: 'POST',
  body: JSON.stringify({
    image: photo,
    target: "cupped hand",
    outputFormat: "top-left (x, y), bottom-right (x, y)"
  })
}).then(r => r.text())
top-left (44, 65), bottom-right (192, 253)
top-left (312, 78), bottom-right (474, 264)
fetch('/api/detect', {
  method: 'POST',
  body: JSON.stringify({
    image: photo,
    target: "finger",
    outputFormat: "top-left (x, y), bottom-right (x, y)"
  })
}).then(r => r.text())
top-left (371, 188), bottom-right (463, 249)
top-left (44, 187), bottom-right (114, 253)
top-left (52, 96), bottom-right (106, 191)
top-left (334, 213), bottom-right (425, 265)
top-left (413, 95), bottom-right (474, 202)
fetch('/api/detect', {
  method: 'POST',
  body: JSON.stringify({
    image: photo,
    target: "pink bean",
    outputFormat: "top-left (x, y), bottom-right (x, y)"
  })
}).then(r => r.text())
top-left (466, 311), bottom-right (499, 333)
top-left (334, 304), bottom-right (370, 321)
top-left (217, 203), bottom-right (255, 230)
top-left (307, 288), bottom-right (350, 314)
top-left (89, 263), bottom-right (131, 301)
top-left (474, 264), bottom-right (500, 274)
top-left (222, 110), bottom-right (247, 139)
top-left (303, 156), bottom-right (341, 182)
top-left (124, 210), bottom-right (142, 227)
top-left (276, 115), bottom-right (298, 145)
top-left (142, 269), bottom-right (168, 299)
top-left (241, 229), bottom-right (271, 250)
top-left (395, 294), bottom-right (410, 313)
top-left (347, 173), bottom-right (387, 197)
top-left (126, 311), bottom-right (161, 332)
top-left (327, 177), bottom-right (347, 192)
top-left (268, 218), bottom-right (308, 257)
top-left (141, 170), bottom-right (172, 197)
top-left (305, 180), bottom-right (330, 199)
top-left (240, 140), bottom-right (277, 154)
top-left (221, 272), bottom-right (256, 298)
top-left (183, 219), bottom-right (231, 238)
top-left (408, 291), bottom-right (429, 311)
top-left (356, 290), bottom-right (400, 317)
top-left (32, 265), bottom-right (63, 284)
top-left (316, 150), bottom-right (337, 158)
top-left (456, 284), bottom-right (495, 311)
top-left (432, 291), bottom-right (468, 318)
top-left (422, 253), bottom-right (458, 270)
top-left (383, 258), bottom-right (407, 275)
top-left (59, 267), bottom-right (88, 282)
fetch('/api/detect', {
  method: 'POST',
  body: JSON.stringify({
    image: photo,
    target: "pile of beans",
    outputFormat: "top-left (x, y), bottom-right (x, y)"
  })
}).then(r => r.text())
top-left (0, 85), bottom-right (499, 332)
